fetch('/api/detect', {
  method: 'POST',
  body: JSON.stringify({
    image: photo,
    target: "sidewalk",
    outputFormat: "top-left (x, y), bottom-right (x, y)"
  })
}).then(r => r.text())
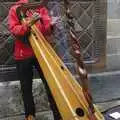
top-left (0, 111), bottom-right (54, 120)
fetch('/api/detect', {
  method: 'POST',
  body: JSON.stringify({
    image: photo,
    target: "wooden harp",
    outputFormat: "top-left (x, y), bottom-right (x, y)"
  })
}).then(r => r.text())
top-left (17, 3), bottom-right (104, 120)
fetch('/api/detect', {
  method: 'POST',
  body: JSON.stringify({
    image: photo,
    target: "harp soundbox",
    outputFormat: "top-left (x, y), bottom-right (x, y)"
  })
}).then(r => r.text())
top-left (17, 3), bottom-right (104, 120)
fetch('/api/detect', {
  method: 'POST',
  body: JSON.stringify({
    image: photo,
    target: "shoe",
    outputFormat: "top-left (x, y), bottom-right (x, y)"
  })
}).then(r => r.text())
top-left (24, 115), bottom-right (35, 120)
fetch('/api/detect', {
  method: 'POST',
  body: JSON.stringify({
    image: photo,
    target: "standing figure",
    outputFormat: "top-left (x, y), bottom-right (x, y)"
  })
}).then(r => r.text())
top-left (8, 0), bottom-right (61, 120)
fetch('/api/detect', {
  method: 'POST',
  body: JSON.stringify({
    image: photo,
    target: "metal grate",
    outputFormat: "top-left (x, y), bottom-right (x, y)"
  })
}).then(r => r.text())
top-left (0, 0), bottom-right (107, 79)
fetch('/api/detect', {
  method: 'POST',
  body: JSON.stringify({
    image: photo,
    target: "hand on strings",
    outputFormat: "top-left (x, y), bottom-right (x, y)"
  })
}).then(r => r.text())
top-left (23, 17), bottom-right (31, 32)
top-left (23, 13), bottom-right (41, 28)
top-left (30, 12), bottom-right (41, 25)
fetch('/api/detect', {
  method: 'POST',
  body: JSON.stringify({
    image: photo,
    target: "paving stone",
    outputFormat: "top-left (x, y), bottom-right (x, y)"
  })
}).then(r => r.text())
top-left (0, 79), bottom-right (50, 118)
top-left (0, 111), bottom-right (54, 120)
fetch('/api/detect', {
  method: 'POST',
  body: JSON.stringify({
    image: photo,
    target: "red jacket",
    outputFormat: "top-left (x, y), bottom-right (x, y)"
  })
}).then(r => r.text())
top-left (8, 0), bottom-right (51, 60)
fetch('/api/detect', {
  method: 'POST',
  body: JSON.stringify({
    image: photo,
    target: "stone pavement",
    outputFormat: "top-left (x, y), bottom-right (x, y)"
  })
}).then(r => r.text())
top-left (0, 79), bottom-right (53, 120)
top-left (0, 111), bottom-right (54, 120)
top-left (1, 76), bottom-right (120, 120)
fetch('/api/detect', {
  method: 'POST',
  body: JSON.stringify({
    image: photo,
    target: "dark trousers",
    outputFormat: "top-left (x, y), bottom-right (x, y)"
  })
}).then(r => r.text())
top-left (16, 57), bottom-right (61, 120)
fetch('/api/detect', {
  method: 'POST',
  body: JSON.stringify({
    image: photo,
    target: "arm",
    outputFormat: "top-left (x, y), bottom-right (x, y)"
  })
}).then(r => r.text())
top-left (37, 6), bottom-right (52, 35)
top-left (8, 6), bottom-right (30, 37)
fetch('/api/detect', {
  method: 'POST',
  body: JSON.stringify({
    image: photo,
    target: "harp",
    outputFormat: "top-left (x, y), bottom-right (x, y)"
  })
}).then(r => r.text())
top-left (16, 1), bottom-right (104, 120)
